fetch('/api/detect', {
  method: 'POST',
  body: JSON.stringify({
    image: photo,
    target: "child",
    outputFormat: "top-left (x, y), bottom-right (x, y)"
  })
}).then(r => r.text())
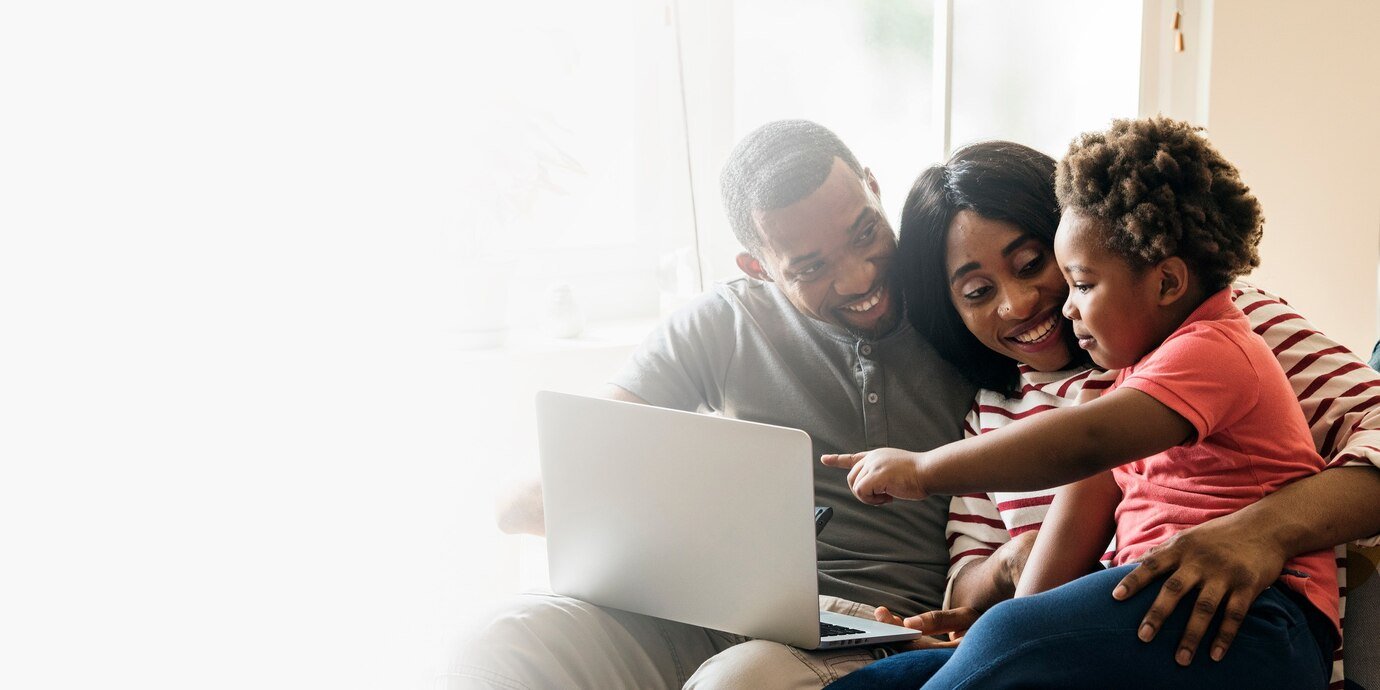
top-left (823, 117), bottom-right (1339, 689)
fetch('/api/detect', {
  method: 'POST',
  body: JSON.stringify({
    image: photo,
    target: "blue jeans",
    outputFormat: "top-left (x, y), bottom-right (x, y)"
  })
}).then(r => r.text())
top-left (827, 565), bottom-right (1334, 690)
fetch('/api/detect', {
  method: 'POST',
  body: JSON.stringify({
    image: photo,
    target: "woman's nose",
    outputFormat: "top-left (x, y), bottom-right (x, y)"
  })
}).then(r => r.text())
top-left (1000, 284), bottom-right (1038, 320)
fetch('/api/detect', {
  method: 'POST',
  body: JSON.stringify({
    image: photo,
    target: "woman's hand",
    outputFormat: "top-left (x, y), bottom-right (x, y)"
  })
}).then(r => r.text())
top-left (821, 448), bottom-right (929, 504)
top-left (1110, 518), bottom-right (1286, 666)
top-left (874, 605), bottom-right (981, 648)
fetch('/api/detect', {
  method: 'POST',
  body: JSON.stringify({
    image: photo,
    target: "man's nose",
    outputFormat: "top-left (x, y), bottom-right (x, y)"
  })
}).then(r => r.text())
top-left (834, 254), bottom-right (876, 297)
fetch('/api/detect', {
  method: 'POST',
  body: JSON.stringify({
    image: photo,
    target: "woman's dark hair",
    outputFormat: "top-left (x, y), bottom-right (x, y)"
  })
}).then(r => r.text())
top-left (897, 141), bottom-right (1083, 396)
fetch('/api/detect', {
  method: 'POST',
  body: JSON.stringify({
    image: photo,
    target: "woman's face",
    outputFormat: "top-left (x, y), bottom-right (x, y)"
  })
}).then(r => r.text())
top-left (944, 210), bottom-right (1075, 372)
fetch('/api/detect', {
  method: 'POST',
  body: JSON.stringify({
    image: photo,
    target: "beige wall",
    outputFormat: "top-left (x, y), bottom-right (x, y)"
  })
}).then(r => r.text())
top-left (1203, 0), bottom-right (1380, 356)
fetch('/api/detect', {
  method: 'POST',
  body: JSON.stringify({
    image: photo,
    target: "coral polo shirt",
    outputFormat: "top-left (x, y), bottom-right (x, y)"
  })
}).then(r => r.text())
top-left (1110, 288), bottom-right (1340, 636)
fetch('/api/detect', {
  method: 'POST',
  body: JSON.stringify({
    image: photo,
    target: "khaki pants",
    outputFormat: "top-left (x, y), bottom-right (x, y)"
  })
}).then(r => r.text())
top-left (442, 592), bottom-right (892, 689)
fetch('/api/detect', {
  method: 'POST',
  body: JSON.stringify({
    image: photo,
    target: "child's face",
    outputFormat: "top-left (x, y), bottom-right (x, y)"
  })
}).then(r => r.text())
top-left (1053, 210), bottom-right (1165, 370)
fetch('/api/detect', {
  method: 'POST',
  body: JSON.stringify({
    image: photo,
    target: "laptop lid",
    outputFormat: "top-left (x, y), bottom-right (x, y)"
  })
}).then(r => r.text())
top-left (535, 390), bottom-right (824, 648)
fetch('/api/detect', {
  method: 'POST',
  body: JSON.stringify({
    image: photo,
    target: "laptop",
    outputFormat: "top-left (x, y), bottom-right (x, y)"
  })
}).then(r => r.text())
top-left (535, 390), bottom-right (924, 650)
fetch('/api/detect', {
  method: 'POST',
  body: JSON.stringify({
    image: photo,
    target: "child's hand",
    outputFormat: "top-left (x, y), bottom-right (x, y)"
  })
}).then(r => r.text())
top-left (821, 448), bottom-right (929, 504)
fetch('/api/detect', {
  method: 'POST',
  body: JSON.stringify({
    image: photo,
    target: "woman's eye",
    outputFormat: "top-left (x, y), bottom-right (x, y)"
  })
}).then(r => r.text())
top-left (962, 285), bottom-right (992, 301)
top-left (1018, 254), bottom-right (1045, 275)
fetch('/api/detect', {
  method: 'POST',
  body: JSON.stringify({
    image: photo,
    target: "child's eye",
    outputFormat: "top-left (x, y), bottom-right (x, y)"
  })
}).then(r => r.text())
top-left (1073, 283), bottom-right (1092, 294)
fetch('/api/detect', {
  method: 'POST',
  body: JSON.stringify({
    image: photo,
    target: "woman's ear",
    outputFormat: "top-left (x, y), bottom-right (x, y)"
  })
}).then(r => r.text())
top-left (736, 252), bottom-right (773, 282)
top-left (1155, 256), bottom-right (1190, 306)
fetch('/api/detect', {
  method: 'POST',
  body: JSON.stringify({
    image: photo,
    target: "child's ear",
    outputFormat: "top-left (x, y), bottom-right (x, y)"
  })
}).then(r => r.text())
top-left (736, 252), bottom-right (773, 282)
top-left (1155, 257), bottom-right (1190, 306)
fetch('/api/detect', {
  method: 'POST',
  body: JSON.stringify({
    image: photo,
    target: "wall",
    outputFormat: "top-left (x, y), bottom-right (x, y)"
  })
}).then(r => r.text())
top-left (1198, 0), bottom-right (1380, 355)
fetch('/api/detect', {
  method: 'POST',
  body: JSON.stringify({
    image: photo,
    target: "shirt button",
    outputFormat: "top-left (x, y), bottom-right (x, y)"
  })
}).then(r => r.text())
top-left (860, 344), bottom-right (873, 356)
top-left (867, 392), bottom-right (879, 404)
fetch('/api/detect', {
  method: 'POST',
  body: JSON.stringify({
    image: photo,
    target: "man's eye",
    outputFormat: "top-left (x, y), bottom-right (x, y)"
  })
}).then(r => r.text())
top-left (857, 224), bottom-right (876, 244)
top-left (794, 263), bottom-right (825, 280)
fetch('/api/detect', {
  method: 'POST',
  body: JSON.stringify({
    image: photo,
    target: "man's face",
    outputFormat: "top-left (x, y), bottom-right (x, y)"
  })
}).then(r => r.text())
top-left (742, 158), bottom-right (900, 338)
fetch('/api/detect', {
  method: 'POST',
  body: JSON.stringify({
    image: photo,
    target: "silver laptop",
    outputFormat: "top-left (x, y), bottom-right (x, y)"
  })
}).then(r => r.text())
top-left (535, 390), bottom-right (923, 649)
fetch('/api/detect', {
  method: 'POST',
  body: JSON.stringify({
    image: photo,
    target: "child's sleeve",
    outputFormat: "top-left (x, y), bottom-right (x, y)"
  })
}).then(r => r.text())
top-left (1117, 322), bottom-right (1259, 443)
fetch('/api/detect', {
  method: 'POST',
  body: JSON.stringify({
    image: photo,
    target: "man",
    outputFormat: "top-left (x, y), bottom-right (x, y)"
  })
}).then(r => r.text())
top-left (449, 120), bottom-right (978, 688)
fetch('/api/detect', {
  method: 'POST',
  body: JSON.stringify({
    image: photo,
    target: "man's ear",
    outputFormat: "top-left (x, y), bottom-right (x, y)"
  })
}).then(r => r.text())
top-left (736, 252), bottom-right (773, 282)
top-left (1155, 256), bottom-right (1190, 306)
top-left (864, 167), bottom-right (881, 198)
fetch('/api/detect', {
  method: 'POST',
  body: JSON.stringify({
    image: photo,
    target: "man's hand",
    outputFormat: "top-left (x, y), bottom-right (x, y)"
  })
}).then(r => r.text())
top-left (1111, 519), bottom-right (1286, 666)
top-left (874, 605), bottom-right (980, 648)
top-left (820, 448), bottom-right (928, 504)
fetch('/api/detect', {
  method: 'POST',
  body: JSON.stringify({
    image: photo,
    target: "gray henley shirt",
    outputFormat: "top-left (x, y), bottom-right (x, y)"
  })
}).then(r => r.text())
top-left (609, 277), bottom-right (976, 615)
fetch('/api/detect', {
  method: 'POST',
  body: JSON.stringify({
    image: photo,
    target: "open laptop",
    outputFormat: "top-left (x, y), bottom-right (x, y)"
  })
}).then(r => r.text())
top-left (535, 390), bottom-right (923, 650)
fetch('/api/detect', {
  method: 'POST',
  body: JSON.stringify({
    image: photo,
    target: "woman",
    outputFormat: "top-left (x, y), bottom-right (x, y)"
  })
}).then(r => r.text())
top-left (834, 138), bottom-right (1380, 687)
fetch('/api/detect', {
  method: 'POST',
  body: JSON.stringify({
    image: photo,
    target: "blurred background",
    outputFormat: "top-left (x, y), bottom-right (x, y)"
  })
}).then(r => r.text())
top-left (2, 1), bottom-right (1376, 688)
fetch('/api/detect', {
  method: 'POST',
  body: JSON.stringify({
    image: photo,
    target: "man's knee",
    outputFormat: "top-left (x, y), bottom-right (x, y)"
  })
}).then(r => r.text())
top-left (441, 593), bottom-right (618, 689)
top-left (686, 639), bottom-right (878, 690)
top-left (443, 593), bottom-right (734, 690)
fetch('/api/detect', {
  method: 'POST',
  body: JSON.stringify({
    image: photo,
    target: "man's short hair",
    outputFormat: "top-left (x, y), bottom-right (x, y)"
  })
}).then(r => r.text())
top-left (719, 120), bottom-right (866, 257)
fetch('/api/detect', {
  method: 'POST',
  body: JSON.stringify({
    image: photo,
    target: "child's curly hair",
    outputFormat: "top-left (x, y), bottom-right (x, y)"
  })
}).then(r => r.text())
top-left (1055, 117), bottom-right (1262, 291)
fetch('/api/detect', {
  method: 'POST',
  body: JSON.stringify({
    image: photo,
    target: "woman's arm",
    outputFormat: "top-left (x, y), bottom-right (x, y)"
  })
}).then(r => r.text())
top-left (1015, 472), bottom-right (1120, 597)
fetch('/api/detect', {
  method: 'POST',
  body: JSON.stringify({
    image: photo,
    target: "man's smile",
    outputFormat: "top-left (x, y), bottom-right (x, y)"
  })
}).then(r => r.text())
top-left (842, 285), bottom-right (884, 313)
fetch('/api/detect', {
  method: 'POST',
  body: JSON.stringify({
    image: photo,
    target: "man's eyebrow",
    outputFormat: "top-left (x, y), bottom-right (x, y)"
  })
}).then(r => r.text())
top-left (787, 251), bottom-right (822, 269)
top-left (849, 208), bottom-right (879, 236)
top-left (787, 209), bottom-right (880, 268)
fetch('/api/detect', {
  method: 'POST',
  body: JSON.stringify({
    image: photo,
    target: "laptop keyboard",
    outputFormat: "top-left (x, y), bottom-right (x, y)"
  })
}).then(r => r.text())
top-left (820, 621), bottom-right (866, 638)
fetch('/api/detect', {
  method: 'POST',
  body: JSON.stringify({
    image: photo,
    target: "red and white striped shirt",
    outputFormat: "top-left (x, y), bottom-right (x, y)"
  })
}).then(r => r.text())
top-left (945, 283), bottom-right (1380, 688)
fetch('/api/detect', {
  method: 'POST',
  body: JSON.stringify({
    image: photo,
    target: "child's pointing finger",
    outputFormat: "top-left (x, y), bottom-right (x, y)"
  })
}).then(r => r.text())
top-left (820, 452), bottom-right (865, 468)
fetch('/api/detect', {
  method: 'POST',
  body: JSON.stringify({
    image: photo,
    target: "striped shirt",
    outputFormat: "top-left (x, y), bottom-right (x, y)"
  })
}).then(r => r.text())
top-left (945, 283), bottom-right (1380, 688)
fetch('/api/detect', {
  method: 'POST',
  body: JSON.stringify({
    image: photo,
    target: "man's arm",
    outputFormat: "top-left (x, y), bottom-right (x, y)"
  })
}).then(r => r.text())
top-left (493, 385), bottom-right (648, 536)
top-left (1112, 465), bottom-right (1380, 664)
top-left (1014, 472), bottom-right (1119, 597)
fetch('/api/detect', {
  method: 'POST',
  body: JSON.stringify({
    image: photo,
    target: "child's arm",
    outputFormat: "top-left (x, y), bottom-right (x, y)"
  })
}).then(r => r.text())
top-left (822, 387), bottom-right (1193, 503)
top-left (1014, 471), bottom-right (1120, 597)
